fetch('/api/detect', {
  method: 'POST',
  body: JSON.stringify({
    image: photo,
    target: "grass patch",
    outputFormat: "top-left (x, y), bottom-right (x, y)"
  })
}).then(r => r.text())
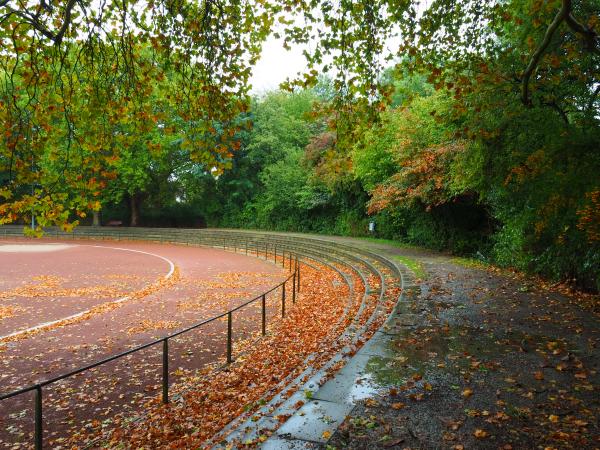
top-left (355, 237), bottom-right (426, 278)
top-left (451, 256), bottom-right (490, 270)
top-left (357, 236), bottom-right (419, 250)
top-left (392, 255), bottom-right (427, 279)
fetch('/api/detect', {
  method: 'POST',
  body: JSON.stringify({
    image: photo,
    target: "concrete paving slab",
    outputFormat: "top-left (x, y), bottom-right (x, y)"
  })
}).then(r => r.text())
top-left (276, 400), bottom-right (353, 443)
top-left (312, 353), bottom-right (373, 404)
top-left (358, 331), bottom-right (394, 357)
top-left (386, 313), bottom-right (422, 328)
top-left (261, 436), bottom-right (320, 449)
top-left (313, 373), bottom-right (379, 405)
top-left (269, 353), bottom-right (345, 417)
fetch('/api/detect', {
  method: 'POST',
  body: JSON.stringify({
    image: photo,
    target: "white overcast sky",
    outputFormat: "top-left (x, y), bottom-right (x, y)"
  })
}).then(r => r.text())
top-left (249, 34), bottom-right (308, 95)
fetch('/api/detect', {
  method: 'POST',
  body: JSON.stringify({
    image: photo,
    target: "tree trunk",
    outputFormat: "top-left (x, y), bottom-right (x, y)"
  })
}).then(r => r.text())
top-left (130, 194), bottom-right (140, 227)
top-left (92, 210), bottom-right (100, 226)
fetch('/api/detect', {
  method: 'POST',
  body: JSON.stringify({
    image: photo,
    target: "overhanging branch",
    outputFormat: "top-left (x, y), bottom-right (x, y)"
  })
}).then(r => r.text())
top-left (521, 0), bottom-right (571, 106)
top-left (521, 0), bottom-right (599, 107)
top-left (565, 11), bottom-right (600, 55)
top-left (0, 0), bottom-right (78, 44)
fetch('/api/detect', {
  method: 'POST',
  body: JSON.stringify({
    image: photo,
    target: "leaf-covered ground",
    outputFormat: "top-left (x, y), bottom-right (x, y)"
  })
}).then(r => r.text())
top-left (0, 241), bottom-right (288, 448)
top-left (73, 261), bottom-right (354, 448)
top-left (0, 242), bottom-right (165, 333)
top-left (327, 244), bottom-right (600, 450)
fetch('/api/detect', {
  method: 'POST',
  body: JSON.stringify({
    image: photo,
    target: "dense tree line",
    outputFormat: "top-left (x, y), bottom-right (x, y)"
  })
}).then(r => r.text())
top-left (1, 0), bottom-right (598, 290)
top-left (100, 58), bottom-right (599, 291)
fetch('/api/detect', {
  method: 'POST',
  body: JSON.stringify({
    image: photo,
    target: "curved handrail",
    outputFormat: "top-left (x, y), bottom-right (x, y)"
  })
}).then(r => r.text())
top-left (0, 271), bottom-right (296, 400)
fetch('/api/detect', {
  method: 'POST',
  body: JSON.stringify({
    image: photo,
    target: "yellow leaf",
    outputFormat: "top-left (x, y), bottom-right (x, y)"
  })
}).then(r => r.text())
top-left (474, 429), bottom-right (488, 438)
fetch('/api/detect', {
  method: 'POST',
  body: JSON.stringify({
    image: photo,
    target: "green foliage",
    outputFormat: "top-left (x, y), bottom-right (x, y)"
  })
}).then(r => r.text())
top-left (198, 41), bottom-right (598, 291)
top-left (2, 0), bottom-right (598, 292)
top-left (474, 105), bottom-right (600, 290)
top-left (249, 150), bottom-right (311, 229)
top-left (351, 112), bottom-right (401, 192)
top-left (1, 0), bottom-right (271, 228)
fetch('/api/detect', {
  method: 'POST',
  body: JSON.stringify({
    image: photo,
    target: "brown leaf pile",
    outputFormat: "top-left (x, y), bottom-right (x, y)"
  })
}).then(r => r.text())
top-left (71, 262), bottom-right (359, 448)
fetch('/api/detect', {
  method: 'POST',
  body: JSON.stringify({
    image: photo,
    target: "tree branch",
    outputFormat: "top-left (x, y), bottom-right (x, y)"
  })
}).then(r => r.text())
top-left (54, 0), bottom-right (78, 45)
top-left (521, 0), bottom-right (572, 106)
top-left (0, 0), bottom-right (78, 44)
top-left (1, 6), bottom-right (56, 40)
top-left (544, 100), bottom-right (570, 125)
top-left (565, 11), bottom-right (600, 55)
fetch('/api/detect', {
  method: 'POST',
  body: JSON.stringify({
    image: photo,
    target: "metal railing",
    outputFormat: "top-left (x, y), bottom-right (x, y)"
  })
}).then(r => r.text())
top-left (0, 234), bottom-right (301, 449)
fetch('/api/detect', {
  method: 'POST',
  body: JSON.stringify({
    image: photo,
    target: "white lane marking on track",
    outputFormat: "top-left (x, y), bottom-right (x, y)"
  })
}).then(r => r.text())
top-left (0, 243), bottom-right (74, 252)
top-left (0, 244), bottom-right (177, 341)
top-left (88, 245), bottom-right (176, 279)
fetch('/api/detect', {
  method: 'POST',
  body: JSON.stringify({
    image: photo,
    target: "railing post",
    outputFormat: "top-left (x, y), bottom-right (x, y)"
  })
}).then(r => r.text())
top-left (162, 339), bottom-right (169, 404)
top-left (282, 250), bottom-right (285, 269)
top-left (297, 259), bottom-right (301, 293)
top-left (261, 294), bottom-right (266, 336)
top-left (35, 385), bottom-right (42, 450)
top-left (281, 282), bottom-right (286, 318)
top-left (293, 271), bottom-right (296, 304)
top-left (288, 252), bottom-right (292, 271)
top-left (245, 240), bottom-right (248, 255)
top-left (227, 311), bottom-right (233, 363)
top-left (265, 241), bottom-right (268, 259)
